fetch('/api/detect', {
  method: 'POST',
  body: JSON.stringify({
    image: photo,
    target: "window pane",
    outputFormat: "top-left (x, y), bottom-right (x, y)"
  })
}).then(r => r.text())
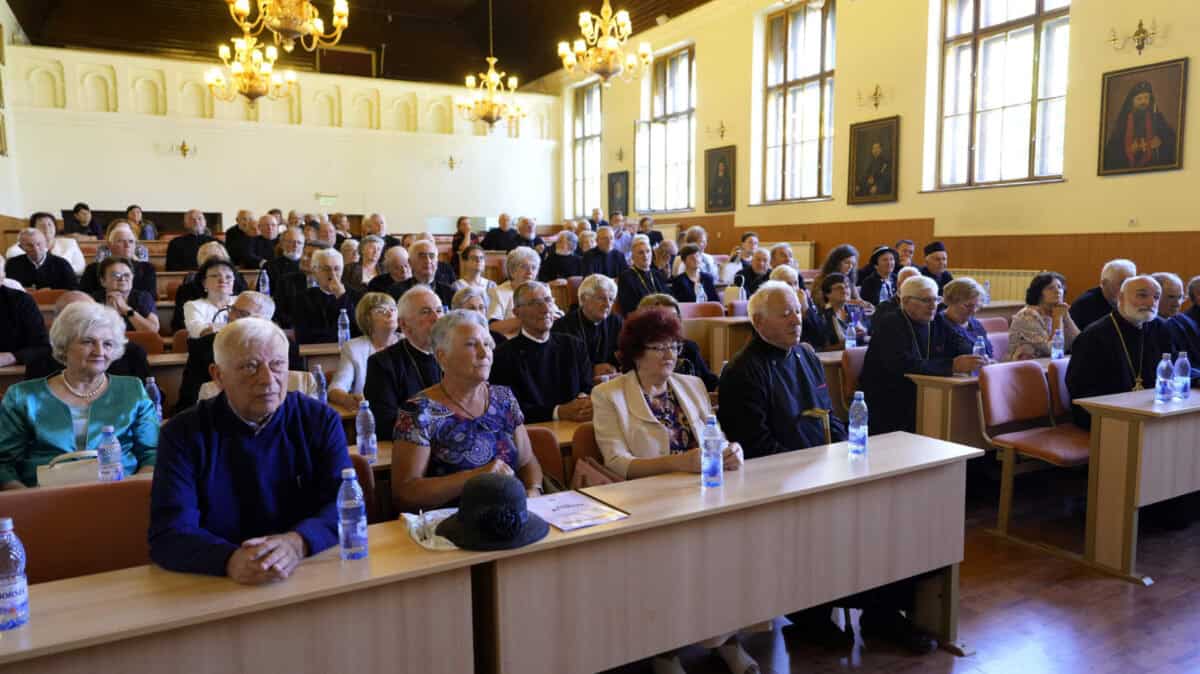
top-left (766, 90), bottom-right (784, 201)
top-left (650, 121), bottom-right (667, 211)
top-left (945, 0), bottom-right (974, 38)
top-left (786, 82), bottom-right (821, 199)
top-left (943, 42), bottom-right (973, 116)
top-left (824, 2), bottom-right (836, 70)
top-left (635, 122), bottom-right (650, 211)
top-left (1043, 0), bottom-right (1070, 10)
top-left (585, 85), bottom-right (602, 136)
top-left (789, 5), bottom-right (823, 79)
top-left (1038, 17), bottom-right (1069, 99)
top-left (822, 77), bottom-right (835, 196)
top-left (586, 138), bottom-right (601, 210)
top-left (766, 147), bottom-right (782, 202)
top-left (666, 116), bottom-right (690, 209)
top-left (941, 115), bottom-right (970, 185)
top-left (767, 15), bottom-right (786, 86)
top-left (981, 0), bottom-right (1035, 28)
top-left (977, 26), bottom-right (1033, 111)
top-left (1035, 97), bottom-right (1066, 176)
top-left (975, 103), bottom-right (1030, 181)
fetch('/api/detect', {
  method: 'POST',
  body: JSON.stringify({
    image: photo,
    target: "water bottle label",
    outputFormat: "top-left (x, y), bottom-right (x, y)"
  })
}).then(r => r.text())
top-left (0, 577), bottom-right (29, 631)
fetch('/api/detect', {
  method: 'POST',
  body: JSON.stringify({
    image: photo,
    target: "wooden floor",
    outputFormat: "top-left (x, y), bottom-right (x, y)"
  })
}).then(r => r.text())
top-left (604, 460), bottom-right (1200, 674)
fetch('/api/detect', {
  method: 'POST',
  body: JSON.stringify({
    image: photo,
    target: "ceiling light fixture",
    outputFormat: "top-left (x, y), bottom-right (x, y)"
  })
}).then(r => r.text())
top-left (225, 0), bottom-right (350, 54)
top-left (557, 0), bottom-right (652, 87)
top-left (456, 0), bottom-right (524, 127)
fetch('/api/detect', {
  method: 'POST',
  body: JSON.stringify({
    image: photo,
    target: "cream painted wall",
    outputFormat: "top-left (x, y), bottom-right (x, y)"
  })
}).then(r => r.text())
top-left (3, 45), bottom-right (561, 231)
top-left (541, 0), bottom-right (1200, 237)
top-left (0, 0), bottom-right (27, 217)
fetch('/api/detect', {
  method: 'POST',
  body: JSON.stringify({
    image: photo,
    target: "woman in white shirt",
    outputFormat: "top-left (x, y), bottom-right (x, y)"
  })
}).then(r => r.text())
top-left (328, 292), bottom-right (400, 409)
top-left (6, 213), bottom-right (86, 274)
top-left (452, 244), bottom-right (497, 294)
top-left (183, 258), bottom-right (236, 339)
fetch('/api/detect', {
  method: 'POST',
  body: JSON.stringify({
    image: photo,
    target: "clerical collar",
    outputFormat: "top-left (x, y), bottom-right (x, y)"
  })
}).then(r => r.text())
top-left (404, 338), bottom-right (433, 356)
top-left (752, 332), bottom-right (793, 358)
top-left (521, 329), bottom-right (551, 344)
top-left (29, 254), bottom-right (47, 268)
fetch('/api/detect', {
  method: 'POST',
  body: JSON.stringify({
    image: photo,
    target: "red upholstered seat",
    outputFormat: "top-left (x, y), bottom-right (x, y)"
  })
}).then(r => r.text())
top-left (567, 422), bottom-right (600, 484)
top-left (1047, 357), bottom-right (1073, 419)
top-left (726, 300), bottom-right (748, 317)
top-left (979, 316), bottom-right (1009, 333)
top-left (126, 330), bottom-right (164, 355)
top-left (527, 426), bottom-right (565, 487)
top-left (840, 346), bottom-right (868, 406)
top-left (988, 332), bottom-right (1010, 361)
top-left (991, 425), bottom-right (1090, 467)
top-left (678, 302), bottom-right (724, 319)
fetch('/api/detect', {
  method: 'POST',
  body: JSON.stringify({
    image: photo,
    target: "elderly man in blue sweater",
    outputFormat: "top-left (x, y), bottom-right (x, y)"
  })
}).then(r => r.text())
top-left (150, 317), bottom-right (350, 584)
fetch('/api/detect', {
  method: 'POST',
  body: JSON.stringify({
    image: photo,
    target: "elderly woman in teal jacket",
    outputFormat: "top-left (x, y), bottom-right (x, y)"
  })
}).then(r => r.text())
top-left (0, 301), bottom-right (157, 488)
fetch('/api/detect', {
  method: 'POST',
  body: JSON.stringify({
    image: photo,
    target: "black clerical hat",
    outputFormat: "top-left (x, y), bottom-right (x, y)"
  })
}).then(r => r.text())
top-left (923, 241), bottom-right (946, 255)
top-left (869, 246), bottom-right (899, 267)
top-left (436, 473), bottom-right (549, 551)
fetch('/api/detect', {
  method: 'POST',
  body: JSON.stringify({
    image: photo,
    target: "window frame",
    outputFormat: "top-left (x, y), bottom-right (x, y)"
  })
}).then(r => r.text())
top-left (761, 0), bottom-right (837, 204)
top-left (572, 83), bottom-right (603, 218)
top-left (636, 45), bottom-right (696, 214)
top-left (935, 0), bottom-right (1071, 189)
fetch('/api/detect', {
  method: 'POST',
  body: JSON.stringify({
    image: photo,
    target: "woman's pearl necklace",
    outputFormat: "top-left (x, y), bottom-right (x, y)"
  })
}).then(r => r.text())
top-left (62, 372), bottom-right (107, 401)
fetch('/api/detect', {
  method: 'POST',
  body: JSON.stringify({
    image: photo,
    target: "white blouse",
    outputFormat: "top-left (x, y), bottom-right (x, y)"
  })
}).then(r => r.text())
top-left (183, 298), bottom-right (230, 339)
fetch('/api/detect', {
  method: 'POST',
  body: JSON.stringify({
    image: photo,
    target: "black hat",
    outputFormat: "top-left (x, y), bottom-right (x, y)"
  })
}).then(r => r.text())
top-left (923, 241), bottom-right (946, 256)
top-left (436, 473), bottom-right (549, 551)
top-left (868, 245), bottom-right (898, 267)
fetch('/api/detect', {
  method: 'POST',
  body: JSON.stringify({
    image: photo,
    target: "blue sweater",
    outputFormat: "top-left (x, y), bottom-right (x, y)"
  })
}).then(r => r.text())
top-left (149, 392), bottom-right (351, 576)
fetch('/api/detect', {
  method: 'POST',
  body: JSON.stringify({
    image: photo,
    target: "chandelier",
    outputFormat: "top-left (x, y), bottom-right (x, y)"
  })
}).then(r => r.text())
top-left (225, 0), bottom-right (349, 53)
top-left (557, 0), bottom-right (652, 86)
top-left (205, 33), bottom-right (297, 103)
top-left (456, 0), bottom-right (524, 127)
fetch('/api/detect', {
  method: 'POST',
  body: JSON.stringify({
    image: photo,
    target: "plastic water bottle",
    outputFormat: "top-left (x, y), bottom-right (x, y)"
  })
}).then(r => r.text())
top-left (1050, 328), bottom-right (1065, 359)
top-left (257, 268), bottom-right (270, 295)
top-left (312, 364), bottom-right (328, 405)
top-left (144, 377), bottom-right (163, 422)
top-left (97, 426), bottom-right (124, 482)
top-left (337, 309), bottom-right (351, 347)
top-left (356, 401), bottom-right (377, 465)
top-left (307, 275), bottom-right (318, 288)
top-left (700, 415), bottom-right (723, 488)
top-left (1174, 352), bottom-right (1192, 401)
top-left (0, 518), bottom-right (28, 631)
top-left (972, 336), bottom-right (988, 376)
top-left (982, 280), bottom-right (992, 305)
top-left (843, 322), bottom-right (857, 349)
top-left (1155, 354), bottom-right (1174, 403)
top-left (337, 468), bottom-right (368, 561)
top-left (848, 391), bottom-right (868, 457)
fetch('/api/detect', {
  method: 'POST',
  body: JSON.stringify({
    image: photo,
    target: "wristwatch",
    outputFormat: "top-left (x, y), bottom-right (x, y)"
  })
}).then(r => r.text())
top-left (125, 309), bottom-right (135, 318)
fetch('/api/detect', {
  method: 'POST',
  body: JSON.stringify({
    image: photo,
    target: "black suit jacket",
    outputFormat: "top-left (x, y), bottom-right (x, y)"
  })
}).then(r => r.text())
top-left (79, 260), bottom-right (157, 297)
top-left (363, 341), bottom-right (443, 441)
top-left (489, 333), bottom-right (592, 423)
top-left (481, 228), bottom-right (519, 252)
top-left (165, 233), bottom-right (215, 271)
top-left (7, 255), bottom-right (78, 290)
top-left (616, 267), bottom-right (669, 314)
top-left (292, 286), bottom-right (364, 344)
top-left (540, 253), bottom-right (583, 283)
top-left (0, 287), bottom-right (50, 365)
top-left (581, 249), bottom-right (628, 278)
top-left (670, 272), bottom-right (719, 304)
top-left (386, 278), bottom-right (456, 307)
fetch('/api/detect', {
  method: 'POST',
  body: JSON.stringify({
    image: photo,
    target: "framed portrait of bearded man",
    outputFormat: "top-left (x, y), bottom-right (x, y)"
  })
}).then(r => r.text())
top-left (1098, 58), bottom-right (1187, 176)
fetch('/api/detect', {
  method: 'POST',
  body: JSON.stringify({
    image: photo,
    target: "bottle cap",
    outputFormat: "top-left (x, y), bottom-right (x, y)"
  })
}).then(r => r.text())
top-left (341, 468), bottom-right (356, 479)
top-left (101, 425), bottom-right (115, 433)
top-left (146, 376), bottom-right (156, 384)
top-left (359, 400), bottom-right (370, 409)
top-left (0, 518), bottom-right (12, 533)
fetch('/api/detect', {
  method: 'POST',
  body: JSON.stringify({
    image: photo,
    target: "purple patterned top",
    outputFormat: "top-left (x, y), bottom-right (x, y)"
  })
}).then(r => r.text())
top-left (642, 388), bottom-right (696, 454)
top-left (395, 385), bottom-right (523, 478)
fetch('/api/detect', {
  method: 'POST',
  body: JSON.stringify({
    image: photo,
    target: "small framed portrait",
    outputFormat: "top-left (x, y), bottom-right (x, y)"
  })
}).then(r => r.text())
top-left (1098, 58), bottom-right (1188, 176)
top-left (608, 171), bottom-right (629, 218)
top-left (848, 116), bottom-right (899, 205)
top-left (704, 145), bottom-right (735, 213)
top-left (0, 23), bottom-right (5, 67)
top-left (0, 114), bottom-right (7, 158)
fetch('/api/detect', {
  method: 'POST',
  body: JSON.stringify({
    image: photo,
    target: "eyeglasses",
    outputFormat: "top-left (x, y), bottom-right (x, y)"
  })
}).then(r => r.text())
top-left (108, 272), bottom-right (133, 281)
top-left (371, 306), bottom-right (398, 317)
top-left (905, 296), bottom-right (941, 306)
top-left (234, 359), bottom-right (289, 377)
top-left (645, 342), bottom-right (683, 356)
top-left (517, 297), bottom-right (555, 309)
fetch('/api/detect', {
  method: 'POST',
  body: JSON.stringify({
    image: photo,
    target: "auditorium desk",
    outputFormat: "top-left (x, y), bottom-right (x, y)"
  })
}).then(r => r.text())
top-left (682, 316), bottom-right (753, 370)
top-left (1076, 389), bottom-right (1200, 585)
top-left (818, 349), bottom-right (847, 418)
top-left (298, 343), bottom-right (340, 376)
top-left (479, 431), bottom-right (981, 673)
top-left (907, 358), bottom-right (1053, 450)
top-left (0, 524), bottom-right (477, 674)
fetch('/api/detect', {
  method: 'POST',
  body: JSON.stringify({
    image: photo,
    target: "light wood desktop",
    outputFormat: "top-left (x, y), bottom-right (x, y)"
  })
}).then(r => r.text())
top-left (907, 358), bottom-right (1053, 450)
top-left (480, 432), bottom-right (982, 673)
top-left (1076, 389), bottom-right (1200, 585)
top-left (0, 524), bottom-right (477, 674)
top-left (682, 316), bottom-right (753, 370)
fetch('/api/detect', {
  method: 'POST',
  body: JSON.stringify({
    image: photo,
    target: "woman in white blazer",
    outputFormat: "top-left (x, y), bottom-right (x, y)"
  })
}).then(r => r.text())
top-left (591, 308), bottom-right (755, 674)
top-left (328, 292), bottom-right (399, 409)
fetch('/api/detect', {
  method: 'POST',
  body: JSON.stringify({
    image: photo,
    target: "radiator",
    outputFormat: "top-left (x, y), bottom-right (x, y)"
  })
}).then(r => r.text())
top-left (949, 268), bottom-right (1041, 302)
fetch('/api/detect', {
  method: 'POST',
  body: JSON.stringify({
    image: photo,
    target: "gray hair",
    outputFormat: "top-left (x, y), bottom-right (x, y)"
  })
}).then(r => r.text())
top-left (596, 225), bottom-right (613, 237)
top-left (311, 247), bottom-right (342, 269)
top-left (896, 265), bottom-right (922, 285)
top-left (398, 285), bottom-right (439, 318)
top-left (50, 302), bottom-right (127, 364)
top-left (579, 230), bottom-right (597, 244)
top-left (748, 281), bottom-right (795, 320)
top-left (213, 317), bottom-right (288, 369)
top-left (505, 246), bottom-right (541, 277)
top-left (769, 242), bottom-right (792, 259)
top-left (769, 265), bottom-right (799, 285)
top-left (942, 277), bottom-right (983, 305)
top-left (430, 309), bottom-right (490, 356)
top-left (631, 234), bottom-right (651, 250)
top-left (197, 241), bottom-right (230, 267)
top-left (1102, 259), bottom-right (1137, 283)
top-left (1187, 275), bottom-right (1200, 304)
top-left (1151, 272), bottom-right (1183, 291)
top-left (557, 230), bottom-right (578, 248)
top-left (513, 280), bottom-right (549, 307)
top-left (451, 285), bottom-right (488, 310)
top-left (360, 234), bottom-right (384, 250)
top-left (339, 238), bottom-right (359, 254)
top-left (408, 238), bottom-right (437, 256)
top-left (18, 228), bottom-right (43, 245)
top-left (234, 290), bottom-right (276, 319)
top-left (354, 291), bottom-right (397, 334)
top-left (106, 222), bottom-right (136, 243)
top-left (575, 219), bottom-right (590, 229)
top-left (685, 225), bottom-right (707, 243)
top-left (1120, 274), bottom-right (1161, 295)
top-left (900, 275), bottom-right (938, 299)
top-left (578, 274), bottom-right (616, 301)
top-left (384, 245), bottom-right (410, 272)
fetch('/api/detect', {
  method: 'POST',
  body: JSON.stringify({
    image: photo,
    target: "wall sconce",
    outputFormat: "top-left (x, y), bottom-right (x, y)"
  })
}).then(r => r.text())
top-left (705, 121), bottom-right (727, 139)
top-left (615, 147), bottom-right (625, 163)
top-left (446, 156), bottom-right (462, 171)
top-left (857, 85), bottom-right (885, 109)
top-left (170, 140), bottom-right (193, 158)
top-left (1110, 19), bottom-right (1157, 55)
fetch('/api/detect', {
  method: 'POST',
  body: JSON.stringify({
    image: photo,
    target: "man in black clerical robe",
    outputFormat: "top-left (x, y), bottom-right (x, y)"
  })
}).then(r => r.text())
top-left (490, 282), bottom-right (593, 423)
top-left (552, 275), bottom-right (622, 379)
top-left (0, 284), bottom-right (50, 368)
top-left (1103, 80), bottom-right (1178, 172)
top-left (1167, 277), bottom-right (1200, 363)
top-left (1067, 276), bottom-right (1196, 429)
top-left (481, 214), bottom-right (520, 252)
top-left (363, 286), bottom-right (445, 440)
top-left (165, 209), bottom-right (215, 271)
top-left (617, 237), bottom-right (670, 314)
top-left (733, 249), bottom-right (772, 298)
top-left (292, 251), bottom-right (363, 345)
top-left (917, 241), bottom-right (952, 294)
top-left (859, 277), bottom-right (980, 435)
top-left (390, 242), bottom-right (456, 308)
top-left (9, 230), bottom-right (78, 291)
top-left (175, 292), bottom-right (304, 414)
top-left (581, 227), bottom-right (628, 278)
top-left (1070, 259), bottom-right (1137, 332)
top-left (855, 142), bottom-right (892, 198)
top-left (719, 283), bottom-right (846, 459)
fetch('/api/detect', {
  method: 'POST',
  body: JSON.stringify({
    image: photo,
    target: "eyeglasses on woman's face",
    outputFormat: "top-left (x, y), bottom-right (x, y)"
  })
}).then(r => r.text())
top-left (645, 341), bottom-right (683, 357)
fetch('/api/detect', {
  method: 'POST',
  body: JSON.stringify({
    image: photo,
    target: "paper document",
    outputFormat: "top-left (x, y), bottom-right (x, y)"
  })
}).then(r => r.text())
top-left (527, 490), bottom-right (629, 532)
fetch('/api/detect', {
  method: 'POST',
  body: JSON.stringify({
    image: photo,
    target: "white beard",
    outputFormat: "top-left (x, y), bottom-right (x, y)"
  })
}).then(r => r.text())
top-left (1119, 304), bottom-right (1156, 327)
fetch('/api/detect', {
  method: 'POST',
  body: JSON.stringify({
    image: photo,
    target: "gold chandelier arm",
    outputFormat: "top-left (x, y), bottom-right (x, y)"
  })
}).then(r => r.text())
top-left (227, 1), bottom-right (267, 38)
top-left (299, 26), bottom-right (346, 52)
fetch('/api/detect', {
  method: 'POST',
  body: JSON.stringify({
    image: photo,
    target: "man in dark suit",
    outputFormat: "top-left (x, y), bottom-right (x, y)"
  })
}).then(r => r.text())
top-left (581, 226), bottom-right (628, 278)
top-left (361, 213), bottom-right (403, 251)
top-left (918, 241), bottom-right (953, 294)
top-left (481, 213), bottom-right (519, 252)
top-left (367, 246), bottom-right (412, 296)
top-left (165, 209), bottom-right (216, 271)
top-left (387, 240), bottom-right (456, 308)
top-left (292, 248), bottom-right (363, 344)
top-left (587, 208), bottom-right (609, 231)
top-left (1070, 259), bottom-right (1137, 332)
top-left (7, 229), bottom-right (78, 290)
top-left (363, 286), bottom-right (445, 439)
top-left (0, 257), bottom-right (50, 369)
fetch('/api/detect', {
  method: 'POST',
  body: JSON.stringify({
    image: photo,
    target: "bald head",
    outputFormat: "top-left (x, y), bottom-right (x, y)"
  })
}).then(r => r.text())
top-left (384, 246), bottom-right (411, 282)
top-left (1151, 272), bottom-right (1184, 318)
top-left (54, 290), bottom-right (95, 315)
top-left (258, 214), bottom-right (280, 240)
